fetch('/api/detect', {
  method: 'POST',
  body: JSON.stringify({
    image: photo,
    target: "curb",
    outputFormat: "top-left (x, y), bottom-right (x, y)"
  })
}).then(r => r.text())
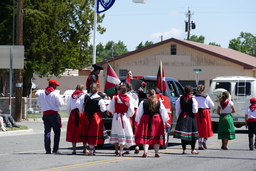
top-left (0, 128), bottom-right (34, 136)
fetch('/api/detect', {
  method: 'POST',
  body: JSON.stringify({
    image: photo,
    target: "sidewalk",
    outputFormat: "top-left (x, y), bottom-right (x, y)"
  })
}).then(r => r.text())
top-left (0, 118), bottom-right (68, 136)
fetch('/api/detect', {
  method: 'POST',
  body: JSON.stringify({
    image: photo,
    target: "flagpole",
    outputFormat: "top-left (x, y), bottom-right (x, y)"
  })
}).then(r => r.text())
top-left (160, 60), bottom-right (163, 93)
top-left (92, 0), bottom-right (97, 65)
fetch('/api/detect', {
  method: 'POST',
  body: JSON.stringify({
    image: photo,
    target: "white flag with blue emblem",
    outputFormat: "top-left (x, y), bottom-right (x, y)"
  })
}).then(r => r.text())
top-left (97, 0), bottom-right (116, 13)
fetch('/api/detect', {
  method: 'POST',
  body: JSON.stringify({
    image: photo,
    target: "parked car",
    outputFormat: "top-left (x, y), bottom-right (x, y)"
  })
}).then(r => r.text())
top-left (102, 76), bottom-right (184, 149)
top-left (209, 76), bottom-right (256, 132)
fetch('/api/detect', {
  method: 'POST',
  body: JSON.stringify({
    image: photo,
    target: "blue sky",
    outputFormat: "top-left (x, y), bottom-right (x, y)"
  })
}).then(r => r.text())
top-left (94, 0), bottom-right (256, 51)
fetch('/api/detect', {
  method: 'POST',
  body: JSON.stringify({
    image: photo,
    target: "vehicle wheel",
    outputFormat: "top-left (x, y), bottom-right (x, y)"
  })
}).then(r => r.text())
top-left (160, 130), bottom-right (169, 149)
top-left (212, 122), bottom-right (218, 133)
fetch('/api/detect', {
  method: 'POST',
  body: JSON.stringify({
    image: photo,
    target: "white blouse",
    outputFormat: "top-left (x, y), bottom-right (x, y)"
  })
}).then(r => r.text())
top-left (194, 95), bottom-right (214, 109)
top-left (135, 100), bottom-right (169, 124)
top-left (108, 95), bottom-right (135, 117)
top-left (218, 100), bottom-right (234, 114)
top-left (175, 96), bottom-right (198, 118)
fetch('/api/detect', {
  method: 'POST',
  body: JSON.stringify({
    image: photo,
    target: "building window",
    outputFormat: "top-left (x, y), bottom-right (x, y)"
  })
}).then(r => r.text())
top-left (170, 44), bottom-right (177, 55)
top-left (119, 69), bottom-right (128, 76)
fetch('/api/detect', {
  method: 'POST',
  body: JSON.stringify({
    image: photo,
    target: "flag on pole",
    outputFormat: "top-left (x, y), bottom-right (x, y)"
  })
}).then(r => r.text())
top-left (97, 0), bottom-right (116, 13)
top-left (104, 63), bottom-right (121, 97)
top-left (156, 60), bottom-right (167, 95)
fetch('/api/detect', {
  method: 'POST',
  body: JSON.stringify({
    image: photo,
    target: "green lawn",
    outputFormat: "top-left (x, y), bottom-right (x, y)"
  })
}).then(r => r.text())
top-left (5, 125), bottom-right (28, 131)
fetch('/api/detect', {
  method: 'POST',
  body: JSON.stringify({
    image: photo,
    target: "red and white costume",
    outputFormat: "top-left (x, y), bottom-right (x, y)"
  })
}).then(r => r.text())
top-left (135, 99), bottom-right (169, 146)
top-left (66, 90), bottom-right (85, 143)
top-left (109, 94), bottom-right (135, 146)
top-left (126, 90), bottom-right (139, 134)
top-left (194, 94), bottom-right (214, 138)
top-left (82, 93), bottom-right (107, 146)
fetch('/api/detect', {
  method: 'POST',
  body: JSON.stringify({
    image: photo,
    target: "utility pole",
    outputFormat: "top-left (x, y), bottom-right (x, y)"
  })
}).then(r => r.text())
top-left (15, 0), bottom-right (23, 121)
top-left (185, 8), bottom-right (196, 40)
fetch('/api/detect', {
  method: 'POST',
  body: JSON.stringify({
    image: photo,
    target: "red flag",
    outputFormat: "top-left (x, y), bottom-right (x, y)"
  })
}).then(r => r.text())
top-left (104, 63), bottom-right (121, 97)
top-left (156, 61), bottom-right (167, 95)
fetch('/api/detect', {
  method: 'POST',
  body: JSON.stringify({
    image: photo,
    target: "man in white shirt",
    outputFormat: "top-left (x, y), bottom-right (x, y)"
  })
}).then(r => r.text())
top-left (37, 80), bottom-right (64, 154)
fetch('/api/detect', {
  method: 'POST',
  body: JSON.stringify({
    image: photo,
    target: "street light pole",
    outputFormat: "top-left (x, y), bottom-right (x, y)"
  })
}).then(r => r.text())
top-left (15, 0), bottom-right (23, 121)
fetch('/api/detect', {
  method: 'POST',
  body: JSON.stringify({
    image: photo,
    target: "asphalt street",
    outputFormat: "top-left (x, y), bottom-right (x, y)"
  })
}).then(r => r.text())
top-left (1, 119), bottom-right (256, 171)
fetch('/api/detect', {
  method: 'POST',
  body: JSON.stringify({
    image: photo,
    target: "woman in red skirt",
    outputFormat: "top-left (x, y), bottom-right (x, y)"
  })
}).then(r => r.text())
top-left (135, 89), bottom-right (170, 157)
top-left (66, 85), bottom-right (86, 154)
top-left (83, 83), bottom-right (107, 156)
top-left (194, 84), bottom-right (214, 150)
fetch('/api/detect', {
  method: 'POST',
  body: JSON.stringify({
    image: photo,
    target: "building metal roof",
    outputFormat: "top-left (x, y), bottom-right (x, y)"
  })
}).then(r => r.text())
top-left (98, 38), bottom-right (256, 70)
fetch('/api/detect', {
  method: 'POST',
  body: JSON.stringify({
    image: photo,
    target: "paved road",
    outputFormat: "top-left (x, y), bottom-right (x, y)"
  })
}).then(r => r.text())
top-left (0, 120), bottom-right (256, 171)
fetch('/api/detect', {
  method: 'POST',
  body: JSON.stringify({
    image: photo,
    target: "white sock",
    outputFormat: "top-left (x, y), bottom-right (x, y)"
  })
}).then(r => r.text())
top-left (198, 138), bottom-right (203, 148)
top-left (143, 144), bottom-right (149, 154)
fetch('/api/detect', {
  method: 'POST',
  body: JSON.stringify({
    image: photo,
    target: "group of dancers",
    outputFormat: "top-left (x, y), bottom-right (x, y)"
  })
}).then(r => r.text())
top-left (66, 82), bottom-right (170, 157)
top-left (66, 79), bottom-right (241, 157)
top-left (38, 76), bottom-right (256, 156)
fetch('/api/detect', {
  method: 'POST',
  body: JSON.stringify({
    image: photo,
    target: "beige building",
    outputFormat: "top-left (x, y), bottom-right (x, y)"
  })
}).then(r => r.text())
top-left (99, 38), bottom-right (256, 91)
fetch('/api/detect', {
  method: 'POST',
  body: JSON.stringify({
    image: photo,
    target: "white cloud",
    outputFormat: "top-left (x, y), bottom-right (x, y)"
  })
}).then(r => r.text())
top-left (150, 28), bottom-right (183, 39)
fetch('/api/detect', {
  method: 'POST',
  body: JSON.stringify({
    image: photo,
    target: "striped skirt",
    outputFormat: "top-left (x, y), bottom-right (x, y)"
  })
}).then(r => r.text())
top-left (135, 114), bottom-right (165, 146)
top-left (110, 112), bottom-right (135, 146)
top-left (173, 112), bottom-right (199, 141)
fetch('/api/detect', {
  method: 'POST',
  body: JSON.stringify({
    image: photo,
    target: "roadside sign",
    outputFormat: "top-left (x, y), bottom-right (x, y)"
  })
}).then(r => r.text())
top-left (193, 69), bottom-right (202, 72)
top-left (0, 46), bottom-right (24, 69)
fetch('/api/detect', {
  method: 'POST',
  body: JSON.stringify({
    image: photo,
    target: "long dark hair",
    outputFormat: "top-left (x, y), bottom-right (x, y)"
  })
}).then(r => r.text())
top-left (147, 89), bottom-right (158, 113)
top-left (184, 85), bottom-right (193, 95)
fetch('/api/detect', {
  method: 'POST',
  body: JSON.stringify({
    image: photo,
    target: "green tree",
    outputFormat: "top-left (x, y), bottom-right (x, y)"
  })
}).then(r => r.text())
top-left (0, 0), bottom-right (13, 45)
top-left (89, 41), bottom-right (129, 62)
top-left (188, 35), bottom-right (205, 43)
top-left (209, 42), bottom-right (221, 47)
top-left (0, 0), bottom-right (13, 95)
top-left (229, 32), bottom-right (256, 57)
top-left (0, 0), bottom-right (106, 96)
top-left (136, 41), bottom-right (154, 50)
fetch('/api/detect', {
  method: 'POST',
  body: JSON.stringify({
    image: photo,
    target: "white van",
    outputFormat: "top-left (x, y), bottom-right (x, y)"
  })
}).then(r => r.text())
top-left (209, 76), bottom-right (256, 132)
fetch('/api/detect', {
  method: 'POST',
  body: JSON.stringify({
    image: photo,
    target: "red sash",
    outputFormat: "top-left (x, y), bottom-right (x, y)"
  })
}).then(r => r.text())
top-left (43, 110), bottom-right (62, 128)
top-left (247, 118), bottom-right (256, 122)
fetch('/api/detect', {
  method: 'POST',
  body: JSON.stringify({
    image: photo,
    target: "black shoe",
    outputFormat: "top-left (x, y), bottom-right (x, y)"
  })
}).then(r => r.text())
top-left (53, 151), bottom-right (62, 154)
top-left (202, 142), bottom-right (207, 149)
top-left (6, 125), bottom-right (12, 128)
top-left (46, 152), bottom-right (51, 154)
top-left (13, 125), bottom-right (20, 128)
